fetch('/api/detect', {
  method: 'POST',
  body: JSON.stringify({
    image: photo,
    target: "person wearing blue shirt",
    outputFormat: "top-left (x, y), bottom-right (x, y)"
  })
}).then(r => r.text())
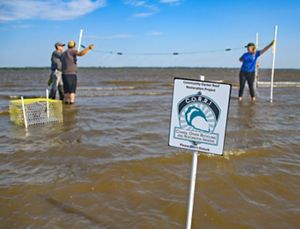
top-left (239, 41), bottom-right (274, 102)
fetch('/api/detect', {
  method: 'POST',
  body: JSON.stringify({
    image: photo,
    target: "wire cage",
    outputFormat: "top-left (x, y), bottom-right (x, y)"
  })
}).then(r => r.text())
top-left (9, 96), bottom-right (63, 128)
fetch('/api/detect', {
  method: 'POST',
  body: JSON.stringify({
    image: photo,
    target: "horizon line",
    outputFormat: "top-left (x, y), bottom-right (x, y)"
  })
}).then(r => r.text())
top-left (0, 66), bottom-right (299, 70)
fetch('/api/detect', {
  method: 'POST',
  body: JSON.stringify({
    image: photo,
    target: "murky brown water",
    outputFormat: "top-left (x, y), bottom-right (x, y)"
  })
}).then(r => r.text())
top-left (0, 68), bottom-right (299, 229)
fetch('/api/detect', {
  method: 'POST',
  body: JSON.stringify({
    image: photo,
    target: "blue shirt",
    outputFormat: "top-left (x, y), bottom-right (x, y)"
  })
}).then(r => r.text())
top-left (240, 51), bottom-right (260, 73)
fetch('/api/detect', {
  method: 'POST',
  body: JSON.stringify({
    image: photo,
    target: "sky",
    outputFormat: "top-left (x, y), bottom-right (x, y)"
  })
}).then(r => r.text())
top-left (0, 0), bottom-right (299, 68)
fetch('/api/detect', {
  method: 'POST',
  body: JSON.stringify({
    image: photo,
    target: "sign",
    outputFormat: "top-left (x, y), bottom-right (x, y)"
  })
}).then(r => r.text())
top-left (169, 78), bottom-right (231, 155)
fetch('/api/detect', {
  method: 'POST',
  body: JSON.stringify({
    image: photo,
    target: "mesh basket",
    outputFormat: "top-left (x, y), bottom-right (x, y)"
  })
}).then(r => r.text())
top-left (9, 98), bottom-right (63, 127)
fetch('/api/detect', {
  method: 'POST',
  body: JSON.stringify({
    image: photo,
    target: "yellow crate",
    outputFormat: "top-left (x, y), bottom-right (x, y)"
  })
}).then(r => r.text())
top-left (9, 98), bottom-right (63, 127)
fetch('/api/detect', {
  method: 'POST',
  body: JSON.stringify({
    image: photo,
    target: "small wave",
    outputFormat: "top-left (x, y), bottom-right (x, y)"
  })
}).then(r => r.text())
top-left (102, 80), bottom-right (154, 86)
top-left (258, 81), bottom-right (300, 88)
top-left (0, 109), bottom-right (9, 115)
top-left (80, 91), bottom-right (165, 97)
top-left (78, 86), bottom-right (135, 91)
top-left (223, 149), bottom-right (248, 159)
top-left (7, 95), bottom-right (43, 99)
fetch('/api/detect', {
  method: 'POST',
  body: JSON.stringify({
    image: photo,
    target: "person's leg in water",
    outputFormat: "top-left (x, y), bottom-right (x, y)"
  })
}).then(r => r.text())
top-left (49, 71), bottom-right (57, 99)
top-left (62, 74), bottom-right (77, 104)
top-left (238, 72), bottom-right (247, 101)
top-left (62, 74), bottom-right (71, 104)
top-left (56, 71), bottom-right (64, 101)
top-left (69, 75), bottom-right (77, 104)
top-left (64, 93), bottom-right (70, 104)
top-left (70, 93), bottom-right (76, 104)
top-left (247, 72), bottom-right (256, 102)
top-left (58, 84), bottom-right (64, 101)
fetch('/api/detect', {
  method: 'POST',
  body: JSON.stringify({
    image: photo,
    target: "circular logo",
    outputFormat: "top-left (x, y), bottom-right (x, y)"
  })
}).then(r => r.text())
top-left (178, 95), bottom-right (218, 133)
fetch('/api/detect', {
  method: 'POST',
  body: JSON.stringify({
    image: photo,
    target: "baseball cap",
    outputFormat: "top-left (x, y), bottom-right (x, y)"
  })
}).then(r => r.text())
top-left (245, 42), bottom-right (256, 48)
top-left (68, 40), bottom-right (76, 48)
top-left (55, 42), bottom-right (65, 48)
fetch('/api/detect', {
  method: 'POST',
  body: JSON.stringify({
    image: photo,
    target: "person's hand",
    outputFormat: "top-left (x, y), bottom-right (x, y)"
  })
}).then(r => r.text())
top-left (271, 40), bottom-right (275, 46)
top-left (88, 44), bottom-right (94, 50)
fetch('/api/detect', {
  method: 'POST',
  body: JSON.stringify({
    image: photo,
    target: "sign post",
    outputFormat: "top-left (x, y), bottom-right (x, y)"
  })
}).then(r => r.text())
top-left (270, 25), bottom-right (278, 103)
top-left (169, 77), bottom-right (231, 228)
top-left (186, 75), bottom-right (205, 229)
top-left (186, 150), bottom-right (198, 229)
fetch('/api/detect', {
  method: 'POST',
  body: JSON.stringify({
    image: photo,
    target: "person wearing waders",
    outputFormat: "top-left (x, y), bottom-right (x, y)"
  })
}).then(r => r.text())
top-left (49, 42), bottom-right (65, 100)
top-left (239, 40), bottom-right (274, 102)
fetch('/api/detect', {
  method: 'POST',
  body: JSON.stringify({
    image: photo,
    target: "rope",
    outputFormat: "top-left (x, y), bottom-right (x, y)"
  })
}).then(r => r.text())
top-left (81, 44), bottom-right (268, 56)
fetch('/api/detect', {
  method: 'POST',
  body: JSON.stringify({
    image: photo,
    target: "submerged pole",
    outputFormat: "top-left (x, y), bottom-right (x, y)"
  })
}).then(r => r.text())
top-left (21, 96), bottom-right (28, 128)
top-left (270, 25), bottom-right (278, 103)
top-left (186, 151), bottom-right (198, 229)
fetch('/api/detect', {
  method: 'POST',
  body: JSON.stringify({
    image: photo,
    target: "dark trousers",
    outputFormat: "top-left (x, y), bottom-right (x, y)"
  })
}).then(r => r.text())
top-left (239, 71), bottom-right (255, 98)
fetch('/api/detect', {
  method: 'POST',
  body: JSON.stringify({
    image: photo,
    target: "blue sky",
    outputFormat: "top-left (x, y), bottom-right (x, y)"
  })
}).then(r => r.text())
top-left (0, 0), bottom-right (299, 68)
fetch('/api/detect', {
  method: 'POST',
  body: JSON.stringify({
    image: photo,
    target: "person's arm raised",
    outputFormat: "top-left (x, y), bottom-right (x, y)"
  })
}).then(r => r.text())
top-left (77, 44), bottom-right (94, 57)
top-left (259, 40), bottom-right (274, 55)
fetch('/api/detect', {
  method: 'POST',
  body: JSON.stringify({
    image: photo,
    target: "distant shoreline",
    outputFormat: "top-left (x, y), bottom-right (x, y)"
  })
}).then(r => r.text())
top-left (0, 67), bottom-right (299, 70)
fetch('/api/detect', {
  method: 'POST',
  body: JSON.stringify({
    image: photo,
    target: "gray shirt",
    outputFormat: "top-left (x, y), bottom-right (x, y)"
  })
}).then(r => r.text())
top-left (61, 49), bottom-right (78, 74)
top-left (51, 50), bottom-right (62, 71)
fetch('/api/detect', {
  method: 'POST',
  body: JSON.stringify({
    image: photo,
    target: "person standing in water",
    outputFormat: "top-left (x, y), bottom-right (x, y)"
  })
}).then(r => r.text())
top-left (49, 42), bottom-right (65, 100)
top-left (239, 40), bottom-right (274, 102)
top-left (61, 40), bottom-right (94, 104)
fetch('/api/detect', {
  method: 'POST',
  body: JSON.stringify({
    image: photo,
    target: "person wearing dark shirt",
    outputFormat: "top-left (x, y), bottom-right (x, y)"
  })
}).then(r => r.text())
top-left (239, 40), bottom-right (274, 102)
top-left (61, 40), bottom-right (94, 104)
top-left (49, 42), bottom-right (65, 100)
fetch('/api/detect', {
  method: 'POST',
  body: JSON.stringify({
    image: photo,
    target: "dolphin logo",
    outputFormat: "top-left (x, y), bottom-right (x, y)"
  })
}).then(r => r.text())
top-left (185, 106), bottom-right (210, 132)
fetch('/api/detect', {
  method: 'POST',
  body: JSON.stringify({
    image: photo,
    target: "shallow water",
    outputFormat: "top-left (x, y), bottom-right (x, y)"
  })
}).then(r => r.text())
top-left (0, 68), bottom-right (299, 229)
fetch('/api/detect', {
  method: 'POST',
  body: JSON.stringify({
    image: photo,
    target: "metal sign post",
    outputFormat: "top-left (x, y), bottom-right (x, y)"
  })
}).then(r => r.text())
top-left (270, 25), bottom-right (278, 103)
top-left (186, 150), bottom-right (198, 229)
top-left (186, 75), bottom-right (205, 229)
top-left (169, 76), bottom-right (231, 228)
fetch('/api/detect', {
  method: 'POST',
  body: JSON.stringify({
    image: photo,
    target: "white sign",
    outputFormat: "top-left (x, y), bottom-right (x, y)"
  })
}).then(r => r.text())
top-left (169, 78), bottom-right (231, 155)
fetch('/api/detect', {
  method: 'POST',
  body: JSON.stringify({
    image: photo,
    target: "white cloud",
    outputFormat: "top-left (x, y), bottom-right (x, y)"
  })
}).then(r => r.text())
top-left (12, 23), bottom-right (34, 29)
top-left (124, 0), bottom-right (146, 7)
top-left (0, 0), bottom-right (106, 22)
top-left (147, 31), bottom-right (163, 36)
top-left (124, 0), bottom-right (159, 18)
top-left (133, 12), bottom-right (155, 18)
top-left (160, 0), bottom-right (181, 4)
top-left (86, 34), bottom-right (133, 40)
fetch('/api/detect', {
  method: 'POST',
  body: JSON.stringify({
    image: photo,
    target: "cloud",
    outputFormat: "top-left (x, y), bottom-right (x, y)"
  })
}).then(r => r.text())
top-left (124, 0), bottom-right (159, 18)
top-left (86, 34), bottom-right (133, 40)
top-left (13, 24), bottom-right (34, 29)
top-left (159, 0), bottom-right (182, 4)
top-left (133, 12), bottom-right (155, 18)
top-left (124, 0), bottom-right (146, 7)
top-left (0, 0), bottom-right (106, 22)
top-left (147, 31), bottom-right (163, 36)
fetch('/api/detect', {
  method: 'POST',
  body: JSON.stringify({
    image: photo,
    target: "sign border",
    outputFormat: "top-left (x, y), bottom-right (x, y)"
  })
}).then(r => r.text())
top-left (168, 77), bottom-right (232, 155)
